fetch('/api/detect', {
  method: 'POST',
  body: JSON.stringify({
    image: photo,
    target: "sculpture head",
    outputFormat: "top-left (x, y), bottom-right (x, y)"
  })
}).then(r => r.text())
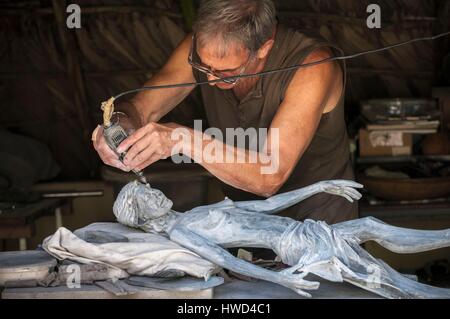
top-left (113, 181), bottom-right (173, 231)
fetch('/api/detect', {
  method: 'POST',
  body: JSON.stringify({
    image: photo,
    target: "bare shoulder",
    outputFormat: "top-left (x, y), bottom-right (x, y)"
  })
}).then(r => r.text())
top-left (304, 46), bottom-right (334, 62)
top-left (289, 46), bottom-right (342, 89)
top-left (284, 46), bottom-right (343, 113)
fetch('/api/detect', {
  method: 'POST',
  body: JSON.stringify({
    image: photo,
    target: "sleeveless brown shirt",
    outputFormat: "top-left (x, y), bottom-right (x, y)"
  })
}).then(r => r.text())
top-left (192, 24), bottom-right (357, 224)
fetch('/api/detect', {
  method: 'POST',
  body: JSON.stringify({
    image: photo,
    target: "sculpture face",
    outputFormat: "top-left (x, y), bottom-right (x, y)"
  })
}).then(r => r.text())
top-left (113, 181), bottom-right (173, 229)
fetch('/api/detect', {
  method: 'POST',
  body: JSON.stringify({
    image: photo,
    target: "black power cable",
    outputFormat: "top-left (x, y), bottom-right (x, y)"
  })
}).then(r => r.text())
top-left (113, 31), bottom-right (450, 101)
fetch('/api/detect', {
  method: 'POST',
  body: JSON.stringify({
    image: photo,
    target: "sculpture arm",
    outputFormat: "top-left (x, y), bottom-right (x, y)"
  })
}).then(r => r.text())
top-left (234, 180), bottom-right (363, 215)
top-left (169, 226), bottom-right (319, 297)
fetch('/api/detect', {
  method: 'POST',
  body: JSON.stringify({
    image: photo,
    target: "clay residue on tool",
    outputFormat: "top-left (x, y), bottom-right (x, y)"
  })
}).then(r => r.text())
top-left (101, 97), bottom-right (116, 128)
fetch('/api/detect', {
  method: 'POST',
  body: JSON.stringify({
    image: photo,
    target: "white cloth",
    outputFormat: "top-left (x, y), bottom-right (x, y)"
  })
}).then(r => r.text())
top-left (42, 223), bottom-right (219, 280)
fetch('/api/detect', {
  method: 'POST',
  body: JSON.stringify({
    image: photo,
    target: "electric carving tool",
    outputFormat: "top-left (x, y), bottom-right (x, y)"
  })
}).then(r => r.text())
top-left (101, 97), bottom-right (148, 184)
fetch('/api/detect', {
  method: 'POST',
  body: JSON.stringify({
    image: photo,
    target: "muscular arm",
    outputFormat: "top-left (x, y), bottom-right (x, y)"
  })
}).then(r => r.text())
top-left (180, 48), bottom-right (344, 197)
top-left (93, 35), bottom-right (196, 169)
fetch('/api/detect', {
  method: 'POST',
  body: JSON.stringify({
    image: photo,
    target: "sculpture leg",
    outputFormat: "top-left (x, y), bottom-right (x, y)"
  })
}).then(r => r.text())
top-left (333, 217), bottom-right (450, 254)
top-left (287, 242), bottom-right (450, 298)
top-left (275, 219), bottom-right (450, 298)
top-left (337, 252), bottom-right (450, 299)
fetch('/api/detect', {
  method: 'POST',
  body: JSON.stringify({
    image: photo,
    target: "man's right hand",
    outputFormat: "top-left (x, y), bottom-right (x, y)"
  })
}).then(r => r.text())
top-left (92, 125), bottom-right (130, 172)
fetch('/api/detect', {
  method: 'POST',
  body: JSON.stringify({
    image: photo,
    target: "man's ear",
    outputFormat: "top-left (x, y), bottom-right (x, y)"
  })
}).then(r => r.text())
top-left (257, 39), bottom-right (275, 59)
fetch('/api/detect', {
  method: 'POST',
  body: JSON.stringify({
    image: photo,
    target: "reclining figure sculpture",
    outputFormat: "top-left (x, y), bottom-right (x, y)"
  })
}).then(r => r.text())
top-left (113, 180), bottom-right (450, 299)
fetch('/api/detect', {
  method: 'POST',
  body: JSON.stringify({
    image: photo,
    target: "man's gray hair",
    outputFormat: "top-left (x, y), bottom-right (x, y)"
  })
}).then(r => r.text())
top-left (193, 0), bottom-right (277, 57)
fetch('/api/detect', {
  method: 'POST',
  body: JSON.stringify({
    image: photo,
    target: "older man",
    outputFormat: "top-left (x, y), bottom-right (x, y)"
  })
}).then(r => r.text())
top-left (93, 0), bottom-right (356, 224)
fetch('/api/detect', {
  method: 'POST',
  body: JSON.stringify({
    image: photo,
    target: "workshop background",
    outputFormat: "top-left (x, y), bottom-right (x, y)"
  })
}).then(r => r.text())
top-left (0, 0), bottom-right (449, 287)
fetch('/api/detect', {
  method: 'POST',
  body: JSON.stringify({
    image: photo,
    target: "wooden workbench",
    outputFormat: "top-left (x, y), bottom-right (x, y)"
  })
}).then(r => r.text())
top-left (0, 198), bottom-right (67, 250)
top-left (1, 276), bottom-right (379, 299)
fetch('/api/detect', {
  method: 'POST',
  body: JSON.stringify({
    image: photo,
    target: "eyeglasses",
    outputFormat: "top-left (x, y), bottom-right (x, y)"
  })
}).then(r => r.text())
top-left (188, 34), bottom-right (252, 85)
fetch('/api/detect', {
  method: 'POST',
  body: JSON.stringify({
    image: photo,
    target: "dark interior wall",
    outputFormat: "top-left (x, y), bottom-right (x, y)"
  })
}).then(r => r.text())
top-left (0, 0), bottom-right (449, 180)
top-left (274, 0), bottom-right (449, 125)
top-left (0, 0), bottom-right (204, 180)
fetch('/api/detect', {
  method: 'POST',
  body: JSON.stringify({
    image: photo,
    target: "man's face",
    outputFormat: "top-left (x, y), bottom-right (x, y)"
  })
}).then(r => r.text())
top-left (196, 39), bottom-right (252, 90)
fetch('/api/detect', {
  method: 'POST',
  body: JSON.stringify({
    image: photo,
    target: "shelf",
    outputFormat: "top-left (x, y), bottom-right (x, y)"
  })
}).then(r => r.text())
top-left (356, 155), bottom-right (450, 164)
top-left (360, 200), bottom-right (450, 221)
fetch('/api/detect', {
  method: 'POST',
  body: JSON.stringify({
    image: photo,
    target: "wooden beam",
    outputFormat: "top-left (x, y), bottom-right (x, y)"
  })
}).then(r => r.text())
top-left (0, 69), bottom-right (157, 79)
top-left (179, 0), bottom-right (196, 31)
top-left (51, 0), bottom-right (95, 172)
top-left (434, 0), bottom-right (450, 83)
top-left (0, 6), bottom-right (182, 19)
top-left (277, 11), bottom-right (436, 28)
top-left (0, 7), bottom-right (433, 29)
top-left (347, 67), bottom-right (434, 78)
top-left (0, 225), bottom-right (34, 239)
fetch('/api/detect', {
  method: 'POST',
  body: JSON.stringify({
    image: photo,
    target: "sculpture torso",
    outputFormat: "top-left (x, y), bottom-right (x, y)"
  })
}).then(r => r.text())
top-left (172, 207), bottom-right (296, 250)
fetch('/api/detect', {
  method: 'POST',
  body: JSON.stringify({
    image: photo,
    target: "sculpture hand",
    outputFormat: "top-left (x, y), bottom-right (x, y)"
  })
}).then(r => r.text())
top-left (279, 269), bottom-right (320, 298)
top-left (319, 180), bottom-right (363, 203)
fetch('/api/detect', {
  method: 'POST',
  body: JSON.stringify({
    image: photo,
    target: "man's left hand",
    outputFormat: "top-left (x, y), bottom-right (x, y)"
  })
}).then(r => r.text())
top-left (117, 122), bottom-right (181, 171)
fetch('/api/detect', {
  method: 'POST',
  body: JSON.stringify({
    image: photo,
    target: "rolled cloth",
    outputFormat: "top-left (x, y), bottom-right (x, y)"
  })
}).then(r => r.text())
top-left (42, 223), bottom-right (219, 280)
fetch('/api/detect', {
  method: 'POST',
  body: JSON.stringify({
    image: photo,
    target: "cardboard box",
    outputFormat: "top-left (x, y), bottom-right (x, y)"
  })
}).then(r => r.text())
top-left (359, 129), bottom-right (412, 157)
